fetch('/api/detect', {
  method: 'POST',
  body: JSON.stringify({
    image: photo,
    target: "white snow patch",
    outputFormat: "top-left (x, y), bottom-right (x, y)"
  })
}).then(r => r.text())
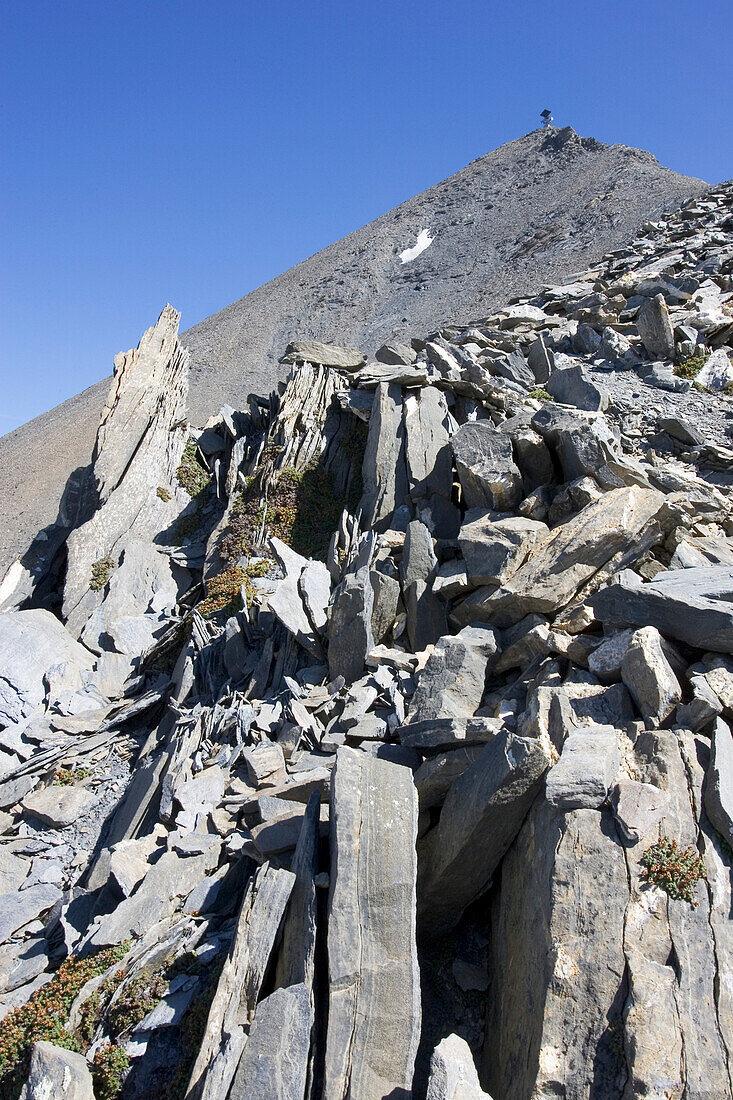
top-left (399, 228), bottom-right (433, 264)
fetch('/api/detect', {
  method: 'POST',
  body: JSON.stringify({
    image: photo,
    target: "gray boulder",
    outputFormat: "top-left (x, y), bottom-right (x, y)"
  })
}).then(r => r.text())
top-left (328, 566), bottom-right (374, 683)
top-left (375, 341), bottom-right (417, 366)
top-left (404, 386), bottom-right (452, 504)
top-left (369, 569), bottom-right (400, 644)
top-left (694, 347), bottom-right (733, 392)
top-left (454, 486), bottom-right (665, 628)
top-left (545, 726), bottom-right (620, 810)
top-left (451, 422), bottom-right (522, 512)
top-left (0, 883), bottom-right (62, 943)
top-left (547, 364), bottom-right (609, 412)
top-left (19, 1041), bottom-right (94, 1100)
top-left (406, 624), bottom-right (500, 725)
top-left (528, 335), bottom-right (555, 383)
top-left (0, 610), bottom-right (93, 725)
top-left (509, 427), bottom-right (554, 494)
top-left (426, 1034), bottom-right (493, 1100)
top-left (620, 626), bottom-right (681, 724)
top-left (637, 293), bottom-right (675, 360)
top-left (611, 779), bottom-right (669, 843)
top-left (419, 729), bottom-right (552, 938)
top-left (458, 512), bottom-right (548, 586)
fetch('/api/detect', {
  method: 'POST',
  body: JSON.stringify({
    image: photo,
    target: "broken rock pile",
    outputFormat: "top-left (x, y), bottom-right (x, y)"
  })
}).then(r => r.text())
top-left (0, 180), bottom-right (733, 1098)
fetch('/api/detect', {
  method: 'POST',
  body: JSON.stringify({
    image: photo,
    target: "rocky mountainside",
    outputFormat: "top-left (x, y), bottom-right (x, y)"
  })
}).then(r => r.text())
top-left (0, 174), bottom-right (732, 1100)
top-left (0, 127), bottom-right (706, 580)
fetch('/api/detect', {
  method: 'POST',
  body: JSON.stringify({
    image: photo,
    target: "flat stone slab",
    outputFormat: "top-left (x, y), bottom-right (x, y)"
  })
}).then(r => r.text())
top-left (323, 747), bottom-right (420, 1100)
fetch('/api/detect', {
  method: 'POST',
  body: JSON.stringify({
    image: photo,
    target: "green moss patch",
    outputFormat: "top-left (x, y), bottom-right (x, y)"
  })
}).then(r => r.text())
top-left (156, 486), bottom-right (171, 502)
top-left (675, 353), bottom-right (708, 380)
top-left (90, 556), bottom-right (114, 592)
top-left (176, 443), bottom-right (210, 498)
top-left (53, 767), bottom-right (91, 787)
top-left (91, 1043), bottom-right (129, 1100)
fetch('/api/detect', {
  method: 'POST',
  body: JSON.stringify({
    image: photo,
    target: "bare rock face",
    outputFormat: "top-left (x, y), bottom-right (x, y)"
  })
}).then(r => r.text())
top-left (323, 747), bottom-right (420, 1100)
top-left (62, 305), bottom-right (190, 640)
top-left (6, 149), bottom-right (733, 1100)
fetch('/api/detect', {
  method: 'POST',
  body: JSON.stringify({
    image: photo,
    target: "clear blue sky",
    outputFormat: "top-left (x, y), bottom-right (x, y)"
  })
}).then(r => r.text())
top-left (1, 0), bottom-right (731, 434)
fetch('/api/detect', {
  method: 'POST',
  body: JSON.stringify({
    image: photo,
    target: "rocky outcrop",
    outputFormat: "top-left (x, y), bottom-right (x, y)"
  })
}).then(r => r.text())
top-left (2, 169), bottom-right (733, 1100)
top-left (62, 305), bottom-right (190, 643)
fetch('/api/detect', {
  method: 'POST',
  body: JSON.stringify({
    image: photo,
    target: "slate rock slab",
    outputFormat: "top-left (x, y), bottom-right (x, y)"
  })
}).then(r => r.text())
top-left (704, 717), bottom-right (733, 847)
top-left (451, 422), bottom-right (522, 512)
top-left (22, 786), bottom-right (96, 829)
top-left (419, 729), bottom-right (552, 937)
top-left (323, 747), bottom-right (420, 1100)
top-left (19, 1041), bottom-right (94, 1100)
top-left (590, 567), bottom-right (733, 653)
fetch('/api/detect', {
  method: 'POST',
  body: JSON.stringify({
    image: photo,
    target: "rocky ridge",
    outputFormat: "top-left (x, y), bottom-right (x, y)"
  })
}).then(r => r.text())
top-left (0, 126), bottom-right (706, 581)
top-left (0, 178), bottom-right (732, 1098)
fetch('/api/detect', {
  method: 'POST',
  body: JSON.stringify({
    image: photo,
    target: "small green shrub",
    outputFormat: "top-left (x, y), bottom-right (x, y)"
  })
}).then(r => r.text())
top-left (89, 556), bottom-right (114, 592)
top-left (0, 945), bottom-right (127, 1099)
top-left (640, 836), bottom-right (706, 905)
top-left (528, 387), bottom-right (552, 402)
top-left (176, 443), bottom-right (210, 498)
top-left (675, 353), bottom-right (708, 380)
top-left (53, 767), bottom-right (91, 787)
top-left (91, 1043), bottom-right (129, 1100)
top-left (106, 972), bottom-right (168, 1037)
top-left (198, 561), bottom-right (272, 618)
top-left (156, 486), bottom-right (171, 502)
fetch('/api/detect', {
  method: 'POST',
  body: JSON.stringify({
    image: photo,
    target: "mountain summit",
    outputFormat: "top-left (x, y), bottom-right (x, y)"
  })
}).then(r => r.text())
top-left (0, 127), bottom-right (706, 575)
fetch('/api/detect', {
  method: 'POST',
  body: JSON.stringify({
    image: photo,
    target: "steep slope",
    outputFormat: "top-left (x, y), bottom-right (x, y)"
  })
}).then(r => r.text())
top-left (0, 126), bottom-right (706, 578)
